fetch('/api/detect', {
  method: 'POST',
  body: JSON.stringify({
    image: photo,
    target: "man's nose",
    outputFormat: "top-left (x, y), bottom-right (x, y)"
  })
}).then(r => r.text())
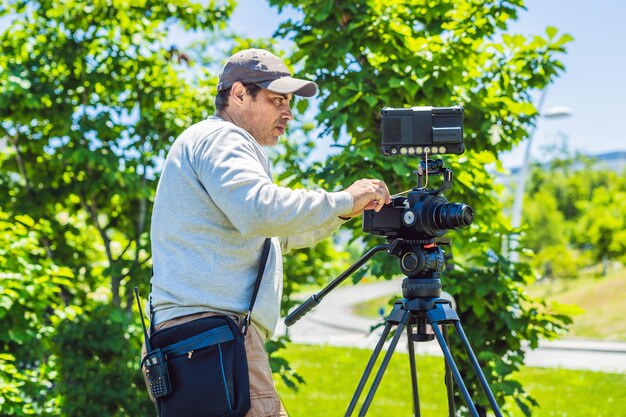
top-left (282, 106), bottom-right (293, 121)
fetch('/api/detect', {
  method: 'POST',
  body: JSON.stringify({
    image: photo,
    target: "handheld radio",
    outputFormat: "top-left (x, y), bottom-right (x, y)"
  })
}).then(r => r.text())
top-left (135, 287), bottom-right (172, 398)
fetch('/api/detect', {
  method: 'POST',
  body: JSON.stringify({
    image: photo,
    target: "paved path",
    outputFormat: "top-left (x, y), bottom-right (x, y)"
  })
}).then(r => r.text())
top-left (276, 278), bottom-right (626, 374)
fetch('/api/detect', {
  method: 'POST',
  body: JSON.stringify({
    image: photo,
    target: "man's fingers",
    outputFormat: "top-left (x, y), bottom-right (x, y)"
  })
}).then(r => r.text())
top-left (343, 178), bottom-right (392, 217)
top-left (364, 180), bottom-right (390, 212)
top-left (366, 197), bottom-right (386, 213)
top-left (373, 187), bottom-right (390, 208)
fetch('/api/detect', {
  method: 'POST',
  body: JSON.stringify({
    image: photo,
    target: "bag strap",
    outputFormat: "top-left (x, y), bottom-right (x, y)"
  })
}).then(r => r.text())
top-left (242, 238), bottom-right (271, 336)
top-left (161, 324), bottom-right (235, 359)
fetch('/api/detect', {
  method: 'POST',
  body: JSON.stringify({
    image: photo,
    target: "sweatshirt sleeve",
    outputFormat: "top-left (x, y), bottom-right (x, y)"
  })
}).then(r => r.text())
top-left (279, 215), bottom-right (350, 253)
top-left (193, 126), bottom-right (354, 237)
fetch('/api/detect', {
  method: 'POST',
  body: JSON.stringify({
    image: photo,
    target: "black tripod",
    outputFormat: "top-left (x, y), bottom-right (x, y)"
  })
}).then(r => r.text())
top-left (285, 239), bottom-right (504, 417)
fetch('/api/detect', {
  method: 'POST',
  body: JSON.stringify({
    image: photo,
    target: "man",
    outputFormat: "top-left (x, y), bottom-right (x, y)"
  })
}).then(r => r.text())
top-left (149, 48), bottom-right (390, 416)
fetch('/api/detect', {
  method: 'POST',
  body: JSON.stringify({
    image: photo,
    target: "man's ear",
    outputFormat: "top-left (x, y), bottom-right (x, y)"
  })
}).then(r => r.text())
top-left (230, 82), bottom-right (246, 105)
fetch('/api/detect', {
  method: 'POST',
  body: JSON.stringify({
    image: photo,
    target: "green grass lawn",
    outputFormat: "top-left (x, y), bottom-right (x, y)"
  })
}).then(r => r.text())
top-left (352, 266), bottom-right (626, 341)
top-left (525, 267), bottom-right (626, 340)
top-left (275, 344), bottom-right (626, 417)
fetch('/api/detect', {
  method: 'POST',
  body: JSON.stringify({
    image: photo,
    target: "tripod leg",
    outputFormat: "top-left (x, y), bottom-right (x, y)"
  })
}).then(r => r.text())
top-left (442, 326), bottom-right (456, 417)
top-left (358, 309), bottom-right (411, 416)
top-left (345, 318), bottom-right (395, 416)
top-left (430, 323), bottom-right (481, 417)
top-left (453, 321), bottom-right (504, 417)
top-left (406, 323), bottom-right (421, 417)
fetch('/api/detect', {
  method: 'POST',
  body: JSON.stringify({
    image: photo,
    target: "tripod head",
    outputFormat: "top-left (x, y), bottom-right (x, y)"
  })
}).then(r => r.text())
top-left (385, 236), bottom-right (448, 278)
top-left (386, 237), bottom-right (447, 300)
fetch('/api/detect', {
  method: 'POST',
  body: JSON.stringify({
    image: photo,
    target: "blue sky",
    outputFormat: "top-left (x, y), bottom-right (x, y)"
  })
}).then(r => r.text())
top-left (229, 0), bottom-right (626, 168)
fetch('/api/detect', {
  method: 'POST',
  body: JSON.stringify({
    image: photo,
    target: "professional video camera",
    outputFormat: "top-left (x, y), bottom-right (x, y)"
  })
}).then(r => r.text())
top-left (367, 106), bottom-right (471, 234)
top-left (364, 106), bottom-right (473, 278)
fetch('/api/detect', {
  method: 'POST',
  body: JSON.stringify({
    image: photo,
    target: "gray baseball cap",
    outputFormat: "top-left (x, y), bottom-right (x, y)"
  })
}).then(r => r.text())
top-left (217, 49), bottom-right (318, 97)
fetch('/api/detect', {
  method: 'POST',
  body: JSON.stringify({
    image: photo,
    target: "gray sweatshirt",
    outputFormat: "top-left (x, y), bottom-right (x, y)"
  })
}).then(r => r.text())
top-left (149, 116), bottom-right (353, 338)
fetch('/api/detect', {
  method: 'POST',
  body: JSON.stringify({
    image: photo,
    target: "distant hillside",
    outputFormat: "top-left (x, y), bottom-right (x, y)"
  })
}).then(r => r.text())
top-left (499, 150), bottom-right (626, 189)
top-left (508, 150), bottom-right (626, 176)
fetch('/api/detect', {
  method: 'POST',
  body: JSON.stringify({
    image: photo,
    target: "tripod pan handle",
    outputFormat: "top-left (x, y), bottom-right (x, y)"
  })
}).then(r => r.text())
top-left (284, 295), bottom-right (320, 326)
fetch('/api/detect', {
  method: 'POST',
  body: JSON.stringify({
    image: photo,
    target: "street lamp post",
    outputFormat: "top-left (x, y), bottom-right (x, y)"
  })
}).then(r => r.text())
top-left (510, 104), bottom-right (573, 262)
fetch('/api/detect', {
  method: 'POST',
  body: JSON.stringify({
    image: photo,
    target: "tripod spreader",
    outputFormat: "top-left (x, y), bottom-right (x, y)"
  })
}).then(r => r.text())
top-left (284, 244), bottom-right (388, 326)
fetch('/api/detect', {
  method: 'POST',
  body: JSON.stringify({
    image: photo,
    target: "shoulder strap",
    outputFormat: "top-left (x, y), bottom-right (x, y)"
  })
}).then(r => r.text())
top-left (242, 238), bottom-right (272, 335)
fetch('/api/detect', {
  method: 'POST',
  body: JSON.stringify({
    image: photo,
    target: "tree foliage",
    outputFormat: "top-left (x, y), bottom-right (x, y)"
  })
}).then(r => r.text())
top-left (0, 0), bottom-right (233, 415)
top-left (0, 213), bottom-right (79, 415)
top-left (522, 153), bottom-right (626, 277)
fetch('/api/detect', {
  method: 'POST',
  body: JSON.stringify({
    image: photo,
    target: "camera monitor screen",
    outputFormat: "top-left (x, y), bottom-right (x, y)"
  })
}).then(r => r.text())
top-left (381, 106), bottom-right (464, 156)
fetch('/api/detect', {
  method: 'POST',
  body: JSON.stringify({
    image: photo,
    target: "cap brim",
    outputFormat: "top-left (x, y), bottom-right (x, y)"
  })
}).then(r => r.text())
top-left (255, 77), bottom-right (318, 98)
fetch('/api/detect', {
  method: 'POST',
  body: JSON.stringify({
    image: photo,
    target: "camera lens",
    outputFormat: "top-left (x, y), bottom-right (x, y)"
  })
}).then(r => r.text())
top-left (433, 203), bottom-right (474, 230)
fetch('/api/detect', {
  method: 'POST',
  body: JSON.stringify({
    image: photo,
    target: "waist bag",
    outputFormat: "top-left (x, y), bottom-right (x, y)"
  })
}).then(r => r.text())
top-left (138, 238), bottom-right (271, 417)
top-left (150, 315), bottom-right (248, 417)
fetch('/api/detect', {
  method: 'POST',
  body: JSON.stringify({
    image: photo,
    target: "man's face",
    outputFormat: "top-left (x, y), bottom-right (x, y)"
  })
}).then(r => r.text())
top-left (239, 87), bottom-right (293, 146)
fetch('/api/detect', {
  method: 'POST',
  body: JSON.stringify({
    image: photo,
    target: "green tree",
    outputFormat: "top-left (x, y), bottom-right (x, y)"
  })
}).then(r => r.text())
top-left (521, 188), bottom-right (567, 251)
top-left (268, 0), bottom-right (573, 415)
top-left (522, 153), bottom-right (626, 276)
top-left (0, 0), bottom-right (234, 415)
top-left (575, 184), bottom-right (626, 274)
top-left (519, 187), bottom-right (581, 278)
top-left (0, 212), bottom-right (80, 416)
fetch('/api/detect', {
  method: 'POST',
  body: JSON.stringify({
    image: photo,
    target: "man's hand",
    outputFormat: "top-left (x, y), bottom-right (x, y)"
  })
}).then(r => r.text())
top-left (342, 179), bottom-right (391, 219)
